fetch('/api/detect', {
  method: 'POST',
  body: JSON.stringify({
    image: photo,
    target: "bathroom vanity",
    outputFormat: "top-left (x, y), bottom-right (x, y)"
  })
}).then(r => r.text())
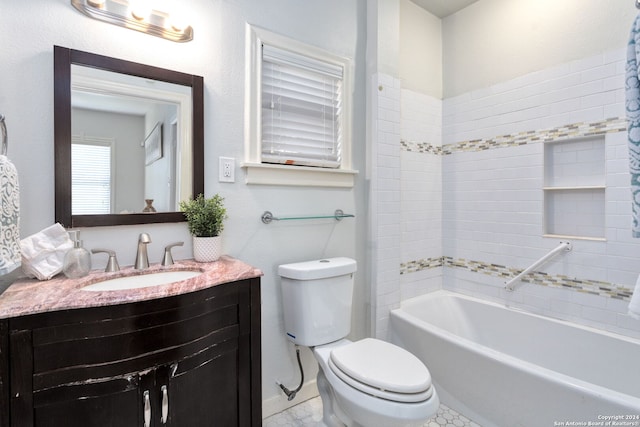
top-left (0, 257), bottom-right (262, 427)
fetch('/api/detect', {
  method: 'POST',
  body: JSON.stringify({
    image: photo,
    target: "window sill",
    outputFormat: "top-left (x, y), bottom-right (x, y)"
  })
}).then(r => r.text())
top-left (242, 163), bottom-right (358, 188)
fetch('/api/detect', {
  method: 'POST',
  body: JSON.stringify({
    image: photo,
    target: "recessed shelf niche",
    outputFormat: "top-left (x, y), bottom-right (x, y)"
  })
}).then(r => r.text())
top-left (543, 135), bottom-right (605, 240)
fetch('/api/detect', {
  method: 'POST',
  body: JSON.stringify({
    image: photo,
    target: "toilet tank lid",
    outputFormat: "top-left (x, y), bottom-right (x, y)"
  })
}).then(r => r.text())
top-left (278, 257), bottom-right (357, 280)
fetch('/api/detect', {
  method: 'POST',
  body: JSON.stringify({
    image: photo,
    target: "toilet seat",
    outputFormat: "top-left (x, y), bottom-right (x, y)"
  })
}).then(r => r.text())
top-left (328, 338), bottom-right (433, 403)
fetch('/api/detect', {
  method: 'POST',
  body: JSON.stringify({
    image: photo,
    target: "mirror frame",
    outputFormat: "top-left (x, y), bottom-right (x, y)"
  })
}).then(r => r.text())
top-left (54, 45), bottom-right (204, 227)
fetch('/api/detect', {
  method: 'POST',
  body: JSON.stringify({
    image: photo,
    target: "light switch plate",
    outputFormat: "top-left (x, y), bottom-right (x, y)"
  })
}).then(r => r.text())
top-left (219, 157), bottom-right (235, 183)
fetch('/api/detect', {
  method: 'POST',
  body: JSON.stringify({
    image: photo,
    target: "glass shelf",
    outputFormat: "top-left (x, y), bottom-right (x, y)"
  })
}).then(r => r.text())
top-left (261, 209), bottom-right (355, 224)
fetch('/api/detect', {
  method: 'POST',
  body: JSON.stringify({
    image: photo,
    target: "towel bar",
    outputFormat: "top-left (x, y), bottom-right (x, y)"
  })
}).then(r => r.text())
top-left (505, 241), bottom-right (572, 291)
top-left (261, 209), bottom-right (355, 224)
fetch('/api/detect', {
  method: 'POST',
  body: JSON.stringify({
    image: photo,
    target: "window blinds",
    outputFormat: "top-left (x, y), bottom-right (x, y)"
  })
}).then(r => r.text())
top-left (72, 141), bottom-right (112, 215)
top-left (261, 44), bottom-right (344, 168)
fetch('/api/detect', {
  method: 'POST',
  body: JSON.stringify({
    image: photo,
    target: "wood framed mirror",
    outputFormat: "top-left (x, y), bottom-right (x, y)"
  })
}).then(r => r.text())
top-left (54, 46), bottom-right (204, 227)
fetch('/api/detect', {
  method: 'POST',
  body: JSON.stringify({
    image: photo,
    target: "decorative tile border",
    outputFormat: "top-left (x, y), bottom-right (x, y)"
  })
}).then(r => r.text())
top-left (400, 140), bottom-right (443, 155)
top-left (401, 117), bottom-right (627, 155)
top-left (400, 256), bottom-right (634, 300)
top-left (400, 257), bottom-right (444, 274)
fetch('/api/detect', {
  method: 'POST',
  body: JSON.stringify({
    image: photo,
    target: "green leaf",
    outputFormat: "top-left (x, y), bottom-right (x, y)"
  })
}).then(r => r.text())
top-left (179, 193), bottom-right (227, 237)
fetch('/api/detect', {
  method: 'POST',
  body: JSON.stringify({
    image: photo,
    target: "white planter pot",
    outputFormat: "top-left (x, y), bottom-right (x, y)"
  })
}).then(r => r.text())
top-left (192, 236), bottom-right (222, 262)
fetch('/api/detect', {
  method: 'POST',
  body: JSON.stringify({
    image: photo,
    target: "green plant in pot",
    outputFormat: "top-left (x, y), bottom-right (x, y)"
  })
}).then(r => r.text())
top-left (180, 193), bottom-right (227, 262)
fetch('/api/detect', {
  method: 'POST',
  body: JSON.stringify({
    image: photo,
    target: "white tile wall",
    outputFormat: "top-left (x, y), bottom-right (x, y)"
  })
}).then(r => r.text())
top-left (400, 90), bottom-right (443, 303)
top-left (372, 74), bottom-right (402, 340)
top-left (382, 48), bottom-right (640, 340)
top-left (401, 90), bottom-right (442, 145)
top-left (442, 48), bottom-right (627, 145)
top-left (544, 136), bottom-right (606, 187)
top-left (443, 143), bottom-right (545, 269)
top-left (544, 189), bottom-right (605, 238)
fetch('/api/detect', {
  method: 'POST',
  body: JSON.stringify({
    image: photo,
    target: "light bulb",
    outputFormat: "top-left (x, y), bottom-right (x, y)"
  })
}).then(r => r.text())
top-left (169, 13), bottom-right (188, 33)
top-left (130, 0), bottom-right (151, 21)
top-left (87, 0), bottom-right (106, 7)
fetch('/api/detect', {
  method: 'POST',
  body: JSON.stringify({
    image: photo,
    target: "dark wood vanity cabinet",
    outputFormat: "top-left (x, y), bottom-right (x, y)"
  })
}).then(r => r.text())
top-left (0, 278), bottom-right (261, 427)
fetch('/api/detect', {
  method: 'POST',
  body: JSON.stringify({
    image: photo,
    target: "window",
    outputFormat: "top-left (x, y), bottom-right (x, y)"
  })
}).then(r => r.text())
top-left (244, 24), bottom-right (357, 187)
top-left (72, 136), bottom-right (113, 214)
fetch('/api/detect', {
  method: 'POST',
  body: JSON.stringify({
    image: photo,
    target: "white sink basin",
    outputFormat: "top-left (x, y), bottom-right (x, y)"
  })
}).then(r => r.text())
top-left (82, 270), bottom-right (202, 292)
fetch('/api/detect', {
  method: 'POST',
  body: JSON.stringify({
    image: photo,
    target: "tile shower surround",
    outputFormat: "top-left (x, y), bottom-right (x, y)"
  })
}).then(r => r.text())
top-left (400, 117), bottom-right (633, 301)
top-left (371, 48), bottom-right (640, 340)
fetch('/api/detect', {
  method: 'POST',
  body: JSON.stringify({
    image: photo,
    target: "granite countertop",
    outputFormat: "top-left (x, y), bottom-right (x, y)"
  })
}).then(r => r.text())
top-left (0, 256), bottom-right (262, 319)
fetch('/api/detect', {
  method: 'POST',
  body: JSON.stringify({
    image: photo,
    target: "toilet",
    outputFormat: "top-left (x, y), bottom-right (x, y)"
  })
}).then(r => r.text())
top-left (279, 257), bottom-right (439, 427)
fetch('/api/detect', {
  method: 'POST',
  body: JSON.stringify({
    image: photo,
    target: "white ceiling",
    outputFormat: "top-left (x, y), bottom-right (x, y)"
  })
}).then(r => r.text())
top-left (410, 0), bottom-right (479, 18)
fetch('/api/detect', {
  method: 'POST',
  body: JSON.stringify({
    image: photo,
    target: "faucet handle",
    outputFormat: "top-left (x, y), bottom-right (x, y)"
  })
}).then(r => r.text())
top-left (161, 242), bottom-right (184, 266)
top-left (91, 248), bottom-right (120, 272)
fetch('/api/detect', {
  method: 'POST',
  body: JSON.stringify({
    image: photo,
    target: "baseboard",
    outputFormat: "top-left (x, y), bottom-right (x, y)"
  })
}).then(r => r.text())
top-left (262, 379), bottom-right (319, 419)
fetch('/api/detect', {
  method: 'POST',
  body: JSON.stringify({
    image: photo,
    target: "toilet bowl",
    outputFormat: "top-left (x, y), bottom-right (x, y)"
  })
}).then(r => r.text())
top-left (314, 339), bottom-right (439, 427)
top-left (278, 258), bottom-right (440, 427)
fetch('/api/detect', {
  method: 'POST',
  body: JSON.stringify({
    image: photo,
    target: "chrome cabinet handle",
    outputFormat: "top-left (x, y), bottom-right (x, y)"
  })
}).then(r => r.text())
top-left (143, 390), bottom-right (151, 427)
top-left (161, 385), bottom-right (169, 424)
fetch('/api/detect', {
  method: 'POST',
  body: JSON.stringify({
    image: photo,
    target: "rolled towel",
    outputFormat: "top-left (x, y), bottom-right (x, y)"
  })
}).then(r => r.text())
top-left (20, 223), bottom-right (73, 280)
top-left (629, 274), bottom-right (640, 320)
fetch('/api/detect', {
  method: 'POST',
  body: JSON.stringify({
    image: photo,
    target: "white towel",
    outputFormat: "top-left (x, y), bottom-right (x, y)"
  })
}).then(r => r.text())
top-left (0, 155), bottom-right (20, 275)
top-left (20, 223), bottom-right (73, 280)
top-left (629, 274), bottom-right (640, 320)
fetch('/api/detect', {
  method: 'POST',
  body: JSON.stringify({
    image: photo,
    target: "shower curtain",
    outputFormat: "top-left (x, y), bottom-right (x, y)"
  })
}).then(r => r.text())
top-left (626, 13), bottom-right (640, 237)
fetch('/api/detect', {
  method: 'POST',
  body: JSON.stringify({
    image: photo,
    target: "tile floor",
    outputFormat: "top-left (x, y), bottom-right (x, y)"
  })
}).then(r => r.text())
top-left (263, 396), bottom-right (482, 427)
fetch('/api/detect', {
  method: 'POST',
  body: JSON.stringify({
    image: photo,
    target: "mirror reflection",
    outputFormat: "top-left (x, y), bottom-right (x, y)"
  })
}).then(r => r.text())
top-left (71, 65), bottom-right (192, 215)
top-left (54, 46), bottom-right (204, 228)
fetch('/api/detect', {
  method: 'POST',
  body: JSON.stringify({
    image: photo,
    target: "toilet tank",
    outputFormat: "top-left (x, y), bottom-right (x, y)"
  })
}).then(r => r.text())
top-left (278, 258), bottom-right (357, 347)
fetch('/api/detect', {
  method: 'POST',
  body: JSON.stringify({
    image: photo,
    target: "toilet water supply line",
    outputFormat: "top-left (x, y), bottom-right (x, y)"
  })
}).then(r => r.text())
top-left (504, 241), bottom-right (572, 291)
top-left (277, 345), bottom-right (305, 401)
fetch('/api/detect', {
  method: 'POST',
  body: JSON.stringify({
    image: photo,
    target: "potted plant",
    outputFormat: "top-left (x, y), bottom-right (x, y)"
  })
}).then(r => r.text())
top-left (179, 193), bottom-right (227, 262)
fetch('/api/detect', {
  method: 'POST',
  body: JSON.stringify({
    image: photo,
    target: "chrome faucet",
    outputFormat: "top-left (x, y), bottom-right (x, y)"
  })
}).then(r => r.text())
top-left (134, 233), bottom-right (151, 269)
top-left (91, 248), bottom-right (120, 272)
top-left (162, 242), bottom-right (184, 266)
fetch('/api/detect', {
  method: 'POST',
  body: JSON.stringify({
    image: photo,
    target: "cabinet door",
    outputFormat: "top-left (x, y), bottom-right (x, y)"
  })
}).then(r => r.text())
top-left (162, 337), bottom-right (240, 426)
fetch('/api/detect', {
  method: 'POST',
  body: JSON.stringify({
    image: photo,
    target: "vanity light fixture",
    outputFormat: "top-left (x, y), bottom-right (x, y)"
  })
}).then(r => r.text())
top-left (70, 0), bottom-right (193, 43)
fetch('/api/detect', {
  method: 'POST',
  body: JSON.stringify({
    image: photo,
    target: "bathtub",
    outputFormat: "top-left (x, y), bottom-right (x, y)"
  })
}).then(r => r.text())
top-left (389, 290), bottom-right (640, 427)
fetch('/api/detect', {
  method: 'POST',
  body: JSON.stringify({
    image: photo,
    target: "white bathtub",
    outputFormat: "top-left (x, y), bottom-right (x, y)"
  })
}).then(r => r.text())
top-left (389, 290), bottom-right (640, 427)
